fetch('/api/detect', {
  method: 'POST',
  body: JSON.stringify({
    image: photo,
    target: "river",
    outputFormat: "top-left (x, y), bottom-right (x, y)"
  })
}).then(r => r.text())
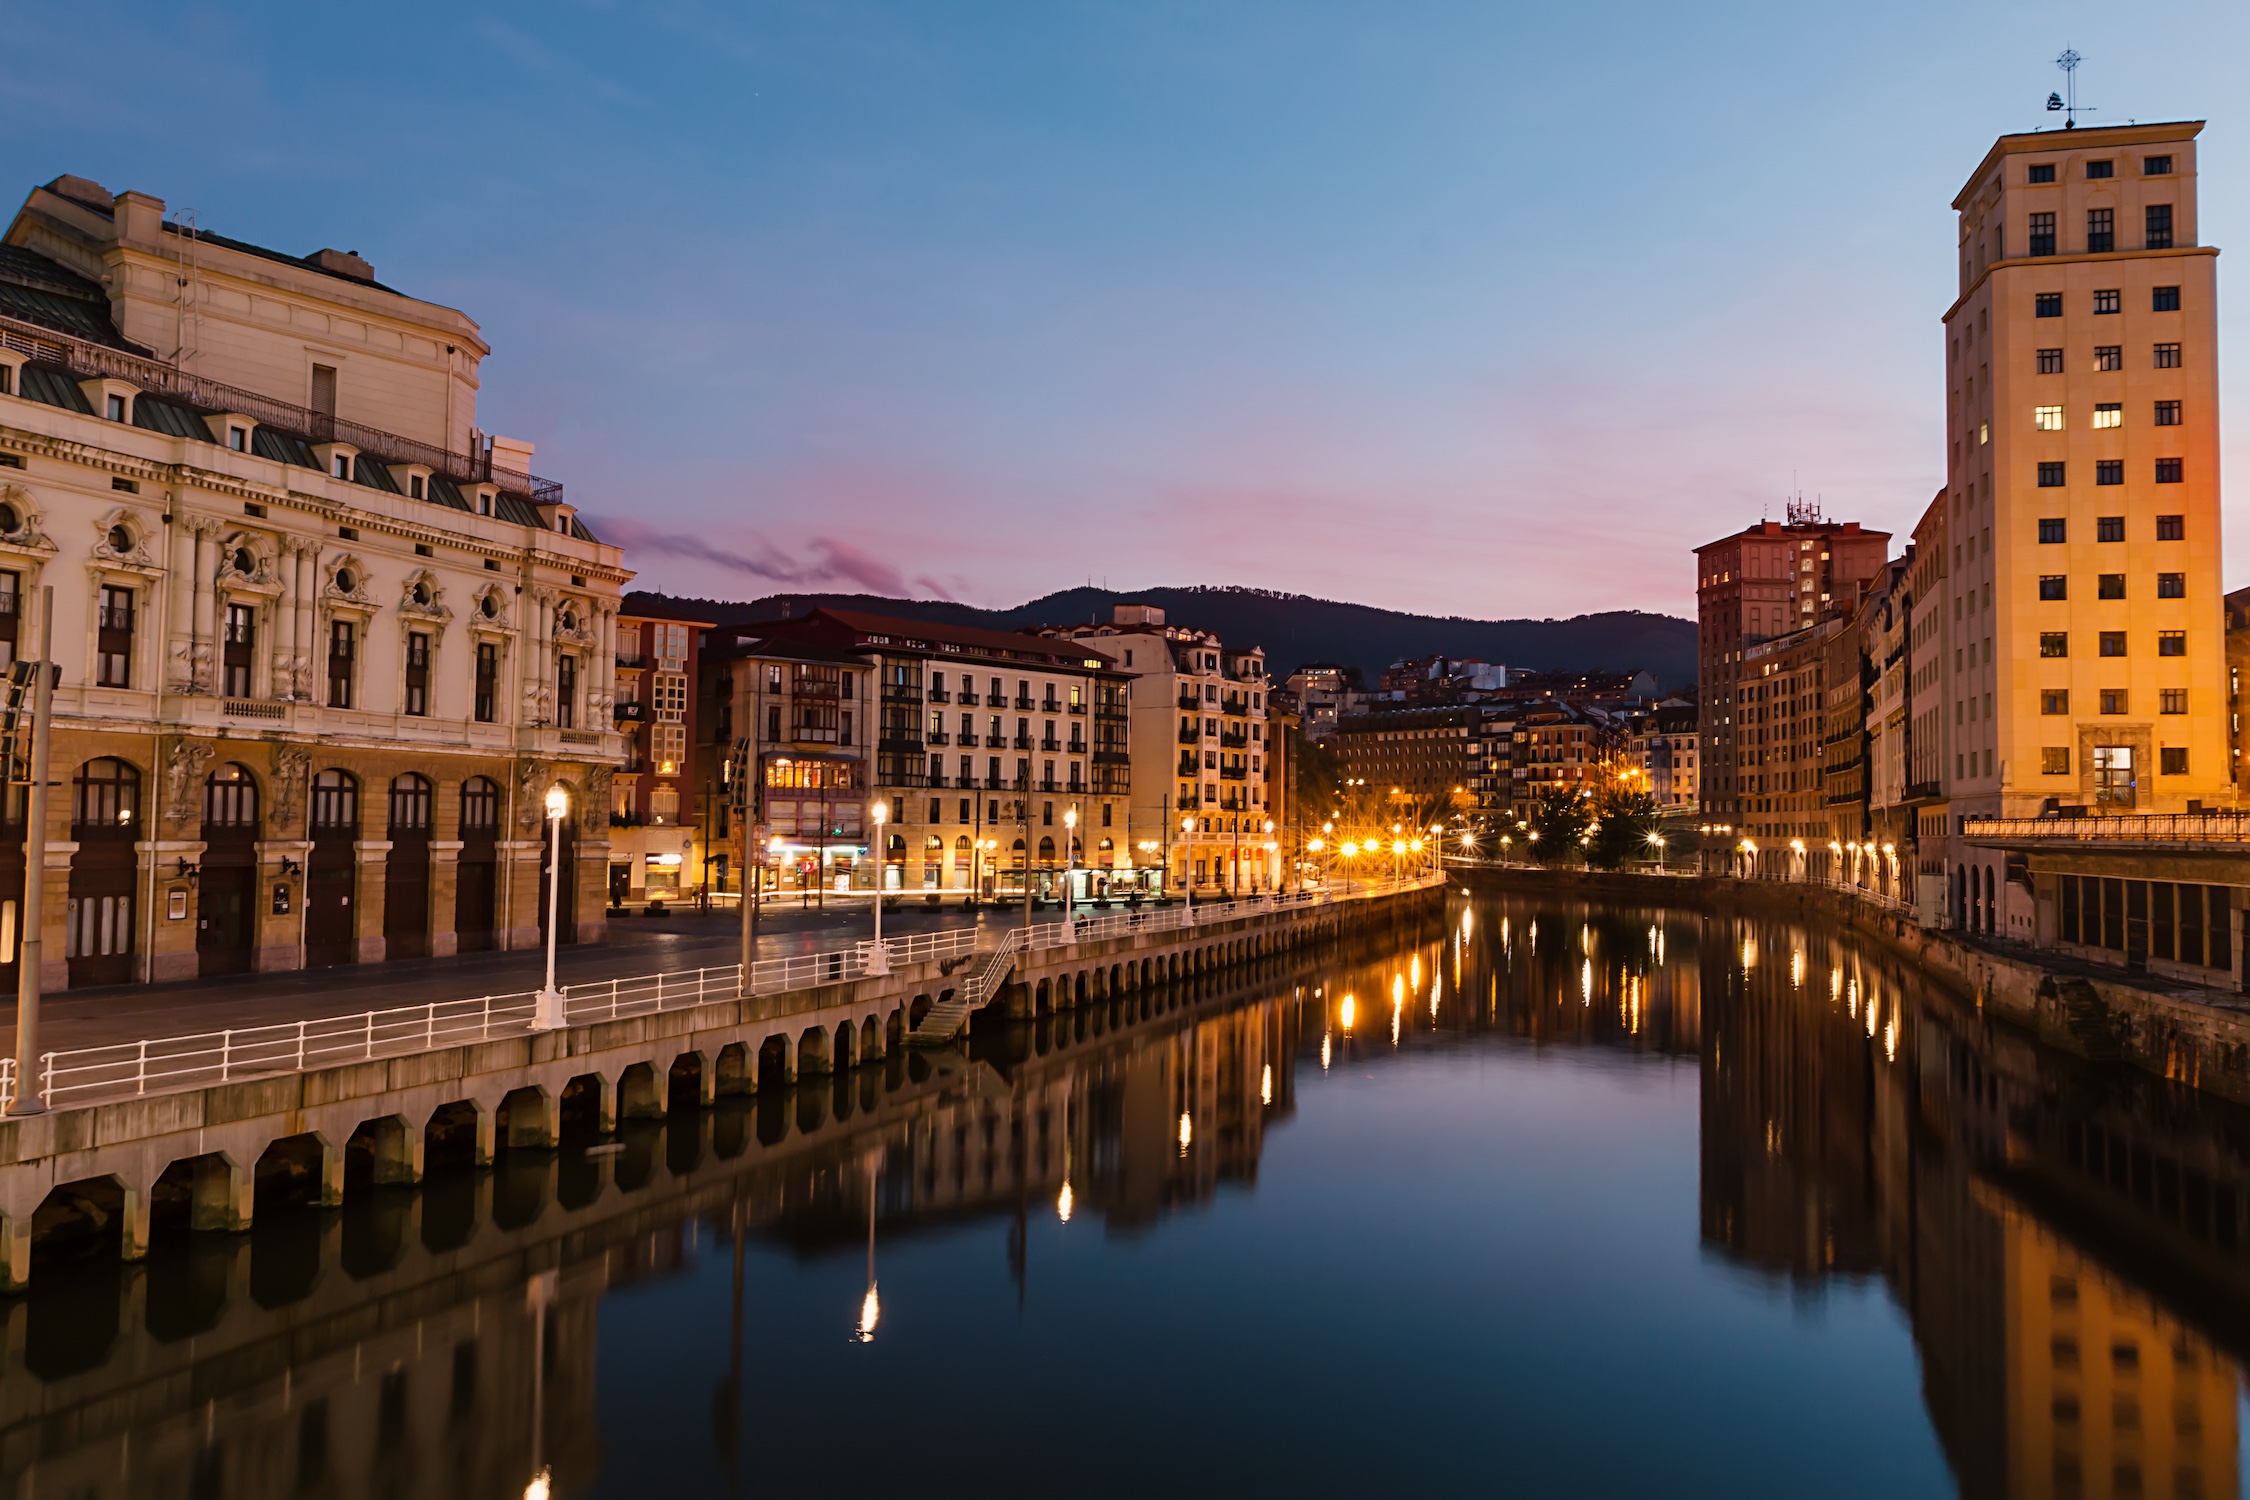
top-left (2, 890), bottom-right (2245, 1497)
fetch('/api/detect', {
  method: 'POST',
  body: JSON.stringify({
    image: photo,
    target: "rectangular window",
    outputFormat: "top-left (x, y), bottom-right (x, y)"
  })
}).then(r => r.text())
top-left (2158, 574), bottom-right (2186, 600)
top-left (2093, 402), bottom-right (2121, 429)
top-left (2038, 518), bottom-right (2067, 544)
top-left (2086, 208), bottom-right (2114, 253)
top-left (2034, 407), bottom-right (2065, 432)
top-left (0, 571), bottom-right (18, 671)
top-left (2028, 212), bottom-right (2056, 256)
top-left (2157, 514), bottom-right (2184, 540)
top-left (2162, 689), bottom-right (2188, 714)
top-left (2162, 747), bottom-right (2189, 776)
top-left (2146, 204), bottom-right (2173, 250)
top-left (2037, 465), bottom-right (2066, 491)
top-left (555, 655), bottom-right (576, 729)
top-left (2094, 344), bottom-right (2122, 371)
top-left (2098, 690), bottom-right (2128, 717)
top-left (2097, 515), bottom-right (2125, 542)
top-left (2155, 458), bottom-right (2182, 484)
top-left (2035, 292), bottom-right (2063, 317)
top-left (404, 631), bottom-right (430, 716)
top-left (2093, 288), bottom-right (2121, 314)
top-left (2039, 632), bottom-right (2068, 657)
top-left (2036, 348), bottom-right (2064, 374)
top-left (2154, 400), bottom-right (2182, 426)
top-left (474, 641), bottom-right (499, 723)
top-left (2100, 631), bottom-right (2127, 656)
top-left (222, 602), bottom-right (255, 698)
top-left (2042, 747), bottom-right (2071, 775)
top-left (326, 619), bottom-right (355, 708)
top-left (2154, 285), bottom-right (2180, 312)
top-left (2144, 155), bottom-right (2173, 176)
top-left (2039, 576), bottom-right (2068, 601)
top-left (2157, 631), bottom-right (2187, 659)
top-left (2086, 159), bottom-right (2114, 180)
top-left (2153, 342), bottom-right (2182, 369)
top-left (2098, 575), bottom-right (2126, 600)
top-left (2028, 162), bottom-right (2056, 184)
top-left (96, 584), bottom-right (133, 688)
top-left (2096, 460), bottom-right (2123, 486)
top-left (2041, 690), bottom-right (2069, 715)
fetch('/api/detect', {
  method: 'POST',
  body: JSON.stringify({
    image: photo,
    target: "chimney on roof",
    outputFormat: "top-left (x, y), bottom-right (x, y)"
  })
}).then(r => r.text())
top-left (44, 176), bottom-right (113, 211)
top-left (112, 190), bottom-right (164, 249)
top-left (310, 248), bottom-right (376, 282)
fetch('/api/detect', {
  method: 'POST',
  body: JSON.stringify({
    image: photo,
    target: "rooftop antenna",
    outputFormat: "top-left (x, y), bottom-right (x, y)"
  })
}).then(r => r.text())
top-left (2047, 49), bottom-right (2095, 129)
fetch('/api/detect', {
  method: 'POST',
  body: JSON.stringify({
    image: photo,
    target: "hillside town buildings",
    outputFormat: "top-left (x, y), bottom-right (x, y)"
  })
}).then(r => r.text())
top-left (0, 174), bottom-right (628, 990)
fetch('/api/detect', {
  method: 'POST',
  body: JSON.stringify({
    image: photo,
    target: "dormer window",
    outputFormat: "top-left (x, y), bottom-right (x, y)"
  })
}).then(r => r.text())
top-left (106, 394), bottom-right (126, 422)
top-left (332, 453), bottom-right (350, 479)
top-left (229, 426), bottom-right (248, 451)
top-left (409, 474), bottom-right (424, 499)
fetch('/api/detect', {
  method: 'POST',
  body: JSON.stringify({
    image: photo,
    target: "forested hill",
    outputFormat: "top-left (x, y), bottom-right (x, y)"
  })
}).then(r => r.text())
top-left (630, 584), bottom-right (1696, 690)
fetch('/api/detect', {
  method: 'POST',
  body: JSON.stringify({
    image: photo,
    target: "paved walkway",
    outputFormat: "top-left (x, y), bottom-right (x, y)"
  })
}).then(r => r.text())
top-left (0, 900), bottom-right (1054, 1058)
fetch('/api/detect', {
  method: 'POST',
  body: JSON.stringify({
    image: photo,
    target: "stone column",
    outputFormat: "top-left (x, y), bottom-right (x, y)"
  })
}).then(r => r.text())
top-left (255, 838), bottom-right (312, 971)
top-left (576, 834), bottom-right (610, 945)
top-left (185, 520), bottom-right (212, 692)
top-left (166, 518), bottom-right (196, 691)
top-left (140, 837), bottom-right (208, 983)
top-left (429, 839), bottom-right (462, 957)
top-left (267, 539), bottom-right (292, 699)
top-left (189, 1154), bottom-right (254, 1231)
top-left (196, 521), bottom-right (224, 693)
top-left (296, 544), bottom-right (317, 701)
top-left (499, 837), bottom-right (543, 951)
top-left (352, 839), bottom-right (391, 963)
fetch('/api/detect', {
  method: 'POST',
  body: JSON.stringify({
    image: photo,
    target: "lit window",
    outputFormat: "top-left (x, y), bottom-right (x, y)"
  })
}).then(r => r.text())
top-left (2035, 405), bottom-right (2065, 431)
top-left (2039, 633), bottom-right (2068, 658)
top-left (2092, 403), bottom-right (2122, 429)
top-left (2041, 747), bottom-right (2070, 775)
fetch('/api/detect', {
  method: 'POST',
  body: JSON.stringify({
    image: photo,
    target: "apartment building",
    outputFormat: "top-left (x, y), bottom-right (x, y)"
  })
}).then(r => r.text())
top-left (1630, 702), bottom-right (1698, 812)
top-left (714, 608), bottom-right (1135, 899)
top-left (1694, 515), bottom-right (1890, 822)
top-left (608, 599), bottom-right (713, 907)
top-left (1046, 605), bottom-right (1279, 896)
top-left (1947, 121), bottom-right (2225, 936)
top-left (0, 175), bottom-right (627, 987)
top-left (1735, 618), bottom-right (1839, 877)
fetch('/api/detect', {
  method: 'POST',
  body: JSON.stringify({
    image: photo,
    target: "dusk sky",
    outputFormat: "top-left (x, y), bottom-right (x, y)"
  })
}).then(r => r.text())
top-left (5, 1), bottom-right (2246, 622)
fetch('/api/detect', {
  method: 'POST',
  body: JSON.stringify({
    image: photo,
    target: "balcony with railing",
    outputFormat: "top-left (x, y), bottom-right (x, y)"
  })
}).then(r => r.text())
top-left (1219, 729), bottom-right (1248, 748)
top-left (1178, 755), bottom-right (1200, 777)
top-left (958, 688), bottom-right (979, 706)
top-left (1962, 810), bottom-right (2250, 850)
top-left (1177, 690), bottom-right (1201, 710)
top-left (926, 731), bottom-right (949, 746)
top-left (1219, 764), bottom-right (1248, 781)
top-left (958, 730), bottom-right (978, 747)
top-left (1178, 726), bottom-right (1200, 745)
top-left (1014, 693), bottom-right (1035, 710)
top-left (1068, 700), bottom-right (1086, 714)
top-left (1040, 736), bottom-right (1061, 752)
top-left (1013, 733), bottom-right (1032, 750)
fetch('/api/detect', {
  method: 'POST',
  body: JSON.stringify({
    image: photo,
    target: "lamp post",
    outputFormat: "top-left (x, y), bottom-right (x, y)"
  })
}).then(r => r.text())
top-left (10, 589), bottom-right (53, 1115)
top-left (1648, 830), bottom-right (1666, 871)
top-left (533, 785), bottom-right (569, 1030)
top-left (1063, 805), bottom-right (1078, 921)
top-left (1181, 814), bottom-right (1195, 916)
top-left (866, 801), bottom-right (890, 974)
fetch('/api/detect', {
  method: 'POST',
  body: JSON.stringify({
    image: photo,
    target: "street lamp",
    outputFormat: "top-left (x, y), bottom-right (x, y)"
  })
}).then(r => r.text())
top-left (1063, 806), bottom-right (1078, 920)
top-left (866, 801), bottom-right (891, 974)
top-left (1182, 814), bottom-right (1196, 914)
top-left (1647, 830), bottom-right (1665, 871)
top-left (532, 786), bottom-right (570, 1029)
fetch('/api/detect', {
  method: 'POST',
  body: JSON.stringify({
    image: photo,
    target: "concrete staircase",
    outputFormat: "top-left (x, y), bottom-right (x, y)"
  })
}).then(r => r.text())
top-left (907, 929), bottom-right (1025, 1046)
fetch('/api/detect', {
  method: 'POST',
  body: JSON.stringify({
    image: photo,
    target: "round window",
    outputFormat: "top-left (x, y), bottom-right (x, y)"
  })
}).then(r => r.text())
top-left (413, 582), bottom-right (431, 606)
top-left (233, 547), bottom-right (254, 574)
top-left (0, 504), bottom-right (19, 533)
top-left (480, 595), bottom-right (498, 619)
top-left (108, 524), bottom-right (131, 552)
top-left (334, 569), bottom-right (354, 593)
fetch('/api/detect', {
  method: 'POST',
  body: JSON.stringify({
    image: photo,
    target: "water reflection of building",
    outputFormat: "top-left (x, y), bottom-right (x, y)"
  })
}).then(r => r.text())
top-left (1694, 907), bottom-right (2246, 1499)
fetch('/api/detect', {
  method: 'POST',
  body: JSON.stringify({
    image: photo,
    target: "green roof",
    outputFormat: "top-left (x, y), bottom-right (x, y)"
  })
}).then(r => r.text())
top-left (16, 364), bottom-right (91, 414)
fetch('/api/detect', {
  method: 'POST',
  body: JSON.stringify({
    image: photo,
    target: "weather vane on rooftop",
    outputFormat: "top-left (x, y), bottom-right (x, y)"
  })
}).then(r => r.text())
top-left (2047, 49), bottom-right (2094, 129)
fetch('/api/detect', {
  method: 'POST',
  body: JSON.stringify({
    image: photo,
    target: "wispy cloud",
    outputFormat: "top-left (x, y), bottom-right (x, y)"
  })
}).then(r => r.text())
top-left (589, 516), bottom-right (953, 599)
top-left (474, 16), bottom-right (642, 105)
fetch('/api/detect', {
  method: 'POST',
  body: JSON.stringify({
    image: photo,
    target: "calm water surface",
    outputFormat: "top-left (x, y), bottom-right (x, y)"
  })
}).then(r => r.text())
top-left (7, 892), bottom-right (2250, 1497)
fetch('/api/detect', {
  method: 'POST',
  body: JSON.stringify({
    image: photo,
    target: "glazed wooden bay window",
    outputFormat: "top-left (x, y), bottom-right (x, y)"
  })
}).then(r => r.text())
top-left (556, 654), bottom-right (576, 729)
top-left (223, 603), bottom-right (255, 698)
top-left (474, 641), bottom-right (499, 723)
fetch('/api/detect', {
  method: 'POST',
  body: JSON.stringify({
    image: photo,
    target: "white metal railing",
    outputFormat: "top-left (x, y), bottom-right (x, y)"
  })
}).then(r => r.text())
top-left (0, 872), bottom-right (1442, 1111)
top-left (1962, 812), bottom-right (2250, 846)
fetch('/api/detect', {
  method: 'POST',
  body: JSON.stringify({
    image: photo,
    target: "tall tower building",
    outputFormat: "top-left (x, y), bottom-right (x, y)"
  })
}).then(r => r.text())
top-left (1944, 121), bottom-right (2223, 822)
top-left (1694, 514), bottom-right (1889, 823)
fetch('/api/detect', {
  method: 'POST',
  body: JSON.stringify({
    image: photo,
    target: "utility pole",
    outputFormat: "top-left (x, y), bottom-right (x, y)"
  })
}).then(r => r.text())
top-left (8, 590), bottom-right (51, 1115)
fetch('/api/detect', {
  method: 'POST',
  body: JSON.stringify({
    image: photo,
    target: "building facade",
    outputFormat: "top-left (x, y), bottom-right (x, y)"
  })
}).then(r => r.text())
top-left (1046, 605), bottom-right (1280, 896)
top-left (1631, 702), bottom-right (1699, 813)
top-left (608, 600), bottom-right (713, 907)
top-left (0, 175), bottom-right (626, 989)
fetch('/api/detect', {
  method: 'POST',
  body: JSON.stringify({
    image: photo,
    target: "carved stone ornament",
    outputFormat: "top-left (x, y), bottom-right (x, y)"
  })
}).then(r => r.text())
top-left (216, 531), bottom-right (279, 590)
top-left (582, 766), bottom-right (614, 832)
top-left (399, 569), bottom-right (452, 622)
top-left (517, 759), bottom-right (552, 832)
top-left (270, 747), bottom-right (311, 829)
top-left (553, 601), bottom-right (595, 649)
top-left (90, 506), bottom-right (156, 570)
top-left (0, 484), bottom-right (56, 553)
top-left (470, 585), bottom-right (512, 630)
top-left (322, 554), bottom-right (375, 609)
top-left (163, 737), bottom-right (214, 824)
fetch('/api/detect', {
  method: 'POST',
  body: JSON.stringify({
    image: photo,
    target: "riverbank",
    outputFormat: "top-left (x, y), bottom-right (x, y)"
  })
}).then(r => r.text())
top-left (1453, 864), bottom-right (2250, 1105)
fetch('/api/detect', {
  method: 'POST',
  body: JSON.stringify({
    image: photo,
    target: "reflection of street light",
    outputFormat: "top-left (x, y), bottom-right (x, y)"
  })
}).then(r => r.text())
top-left (866, 801), bottom-right (891, 975)
top-left (533, 787), bottom-right (569, 1029)
top-left (854, 1156), bottom-right (880, 1342)
top-left (1057, 1180), bottom-right (1074, 1222)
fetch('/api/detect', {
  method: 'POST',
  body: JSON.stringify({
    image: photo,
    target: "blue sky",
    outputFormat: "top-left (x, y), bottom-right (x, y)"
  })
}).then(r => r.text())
top-left (3, 1), bottom-right (2246, 619)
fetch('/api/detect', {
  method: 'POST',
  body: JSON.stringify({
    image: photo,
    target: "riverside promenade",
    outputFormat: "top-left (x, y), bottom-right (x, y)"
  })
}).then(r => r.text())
top-left (0, 875), bottom-right (1443, 1289)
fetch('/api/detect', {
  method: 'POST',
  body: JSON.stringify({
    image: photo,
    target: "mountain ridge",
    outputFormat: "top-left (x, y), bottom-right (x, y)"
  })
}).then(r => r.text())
top-left (631, 584), bottom-right (1696, 689)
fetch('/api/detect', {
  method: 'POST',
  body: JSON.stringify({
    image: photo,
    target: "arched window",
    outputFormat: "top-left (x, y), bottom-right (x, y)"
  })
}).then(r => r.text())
top-left (389, 773), bottom-right (432, 834)
top-left (73, 757), bottom-right (138, 833)
top-left (311, 769), bottom-right (359, 833)
top-left (460, 776), bottom-right (500, 832)
top-left (202, 763), bottom-right (259, 831)
top-left (1037, 836), bottom-right (1056, 865)
top-left (954, 835), bottom-right (971, 867)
